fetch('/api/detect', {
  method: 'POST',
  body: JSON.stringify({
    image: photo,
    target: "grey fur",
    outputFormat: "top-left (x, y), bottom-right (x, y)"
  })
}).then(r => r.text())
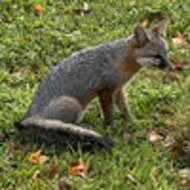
top-left (16, 25), bottom-right (172, 148)
top-left (17, 37), bottom-right (133, 148)
top-left (26, 37), bottom-right (131, 118)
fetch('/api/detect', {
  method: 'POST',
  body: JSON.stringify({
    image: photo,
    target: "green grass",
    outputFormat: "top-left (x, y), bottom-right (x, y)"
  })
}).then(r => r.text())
top-left (0, 0), bottom-right (190, 189)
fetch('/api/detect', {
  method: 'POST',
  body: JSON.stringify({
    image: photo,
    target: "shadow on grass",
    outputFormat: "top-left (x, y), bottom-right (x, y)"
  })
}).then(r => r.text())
top-left (2, 127), bottom-right (113, 156)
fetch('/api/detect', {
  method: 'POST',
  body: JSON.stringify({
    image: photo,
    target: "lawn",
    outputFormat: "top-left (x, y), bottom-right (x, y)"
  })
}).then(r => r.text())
top-left (0, 0), bottom-right (190, 189)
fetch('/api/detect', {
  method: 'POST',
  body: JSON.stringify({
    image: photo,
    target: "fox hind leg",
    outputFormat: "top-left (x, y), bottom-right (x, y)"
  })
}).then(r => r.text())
top-left (17, 96), bottom-right (114, 148)
top-left (42, 96), bottom-right (82, 123)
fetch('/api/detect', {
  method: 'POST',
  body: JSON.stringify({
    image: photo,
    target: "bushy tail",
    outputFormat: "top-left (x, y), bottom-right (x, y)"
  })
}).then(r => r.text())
top-left (15, 117), bottom-right (113, 149)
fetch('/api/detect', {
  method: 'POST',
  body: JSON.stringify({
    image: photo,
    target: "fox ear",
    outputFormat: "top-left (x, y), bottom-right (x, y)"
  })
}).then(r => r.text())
top-left (134, 26), bottom-right (150, 46)
top-left (152, 17), bottom-right (169, 36)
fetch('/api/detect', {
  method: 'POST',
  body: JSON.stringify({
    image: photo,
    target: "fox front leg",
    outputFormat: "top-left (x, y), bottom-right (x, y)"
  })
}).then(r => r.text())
top-left (114, 88), bottom-right (129, 119)
top-left (98, 90), bottom-right (114, 125)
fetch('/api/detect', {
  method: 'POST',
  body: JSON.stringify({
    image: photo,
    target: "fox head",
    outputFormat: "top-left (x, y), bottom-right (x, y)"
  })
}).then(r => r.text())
top-left (133, 18), bottom-right (174, 71)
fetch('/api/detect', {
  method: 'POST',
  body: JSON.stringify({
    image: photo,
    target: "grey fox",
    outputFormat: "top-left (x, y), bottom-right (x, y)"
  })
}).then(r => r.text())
top-left (15, 18), bottom-right (173, 148)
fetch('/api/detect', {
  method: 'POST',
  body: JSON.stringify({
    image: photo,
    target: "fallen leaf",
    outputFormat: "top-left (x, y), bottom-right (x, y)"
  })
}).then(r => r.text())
top-left (147, 129), bottom-right (163, 145)
top-left (29, 149), bottom-right (42, 164)
top-left (32, 170), bottom-right (40, 182)
top-left (172, 32), bottom-right (186, 45)
top-left (34, 4), bottom-right (43, 14)
top-left (171, 58), bottom-right (183, 71)
top-left (163, 72), bottom-right (180, 82)
top-left (171, 144), bottom-right (184, 166)
top-left (29, 149), bottom-right (49, 164)
top-left (69, 160), bottom-right (88, 179)
top-left (50, 163), bottom-right (58, 178)
top-left (181, 60), bottom-right (189, 65)
top-left (11, 143), bottom-right (23, 151)
top-left (171, 151), bottom-right (179, 166)
top-left (171, 58), bottom-right (180, 66)
top-left (172, 144), bottom-right (184, 151)
top-left (183, 177), bottom-right (190, 186)
top-left (39, 155), bottom-right (49, 164)
top-left (139, 19), bottom-right (149, 28)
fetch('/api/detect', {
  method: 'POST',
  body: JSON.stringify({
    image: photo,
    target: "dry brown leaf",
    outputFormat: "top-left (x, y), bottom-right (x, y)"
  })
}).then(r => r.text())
top-left (32, 170), bottom-right (40, 182)
top-left (49, 163), bottom-right (58, 178)
top-left (11, 143), bottom-right (23, 151)
top-left (147, 130), bottom-right (163, 144)
top-left (171, 144), bottom-right (184, 166)
top-left (34, 4), bottom-right (43, 14)
top-left (69, 160), bottom-right (88, 179)
top-left (171, 58), bottom-right (183, 71)
top-left (172, 32), bottom-right (186, 45)
top-left (159, 108), bottom-right (172, 115)
top-left (139, 19), bottom-right (149, 28)
top-left (181, 60), bottom-right (189, 65)
top-left (29, 149), bottom-right (42, 164)
top-left (5, 142), bottom-right (23, 160)
top-left (29, 149), bottom-right (49, 164)
top-left (171, 151), bottom-right (179, 166)
top-left (183, 177), bottom-right (190, 186)
top-left (163, 72), bottom-right (180, 83)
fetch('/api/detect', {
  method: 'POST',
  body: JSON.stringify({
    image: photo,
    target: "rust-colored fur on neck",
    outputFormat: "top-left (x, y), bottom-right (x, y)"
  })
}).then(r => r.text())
top-left (116, 37), bottom-right (142, 85)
